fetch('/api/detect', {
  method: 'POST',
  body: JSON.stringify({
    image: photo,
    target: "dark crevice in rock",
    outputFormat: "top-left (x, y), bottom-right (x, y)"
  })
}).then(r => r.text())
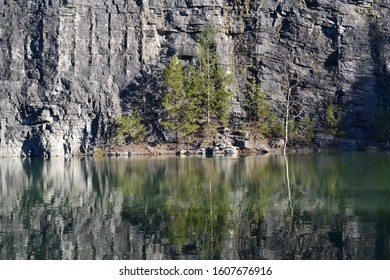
top-left (135, 0), bottom-right (143, 8)
top-left (305, 0), bottom-right (320, 9)
top-left (321, 25), bottom-right (338, 47)
top-left (324, 48), bottom-right (339, 68)
top-left (335, 88), bottom-right (346, 105)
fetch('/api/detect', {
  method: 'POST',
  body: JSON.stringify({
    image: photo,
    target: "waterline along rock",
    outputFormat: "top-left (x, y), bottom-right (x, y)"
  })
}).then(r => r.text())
top-left (0, 0), bottom-right (389, 156)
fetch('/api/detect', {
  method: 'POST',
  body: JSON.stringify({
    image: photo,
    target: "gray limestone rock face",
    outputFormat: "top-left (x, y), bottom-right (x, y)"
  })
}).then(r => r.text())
top-left (0, 0), bottom-right (389, 156)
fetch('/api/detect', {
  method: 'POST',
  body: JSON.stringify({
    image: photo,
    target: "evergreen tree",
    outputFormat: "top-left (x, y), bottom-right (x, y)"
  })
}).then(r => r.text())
top-left (162, 23), bottom-right (231, 144)
top-left (195, 23), bottom-right (231, 126)
top-left (116, 113), bottom-right (146, 144)
top-left (325, 104), bottom-right (344, 137)
top-left (245, 79), bottom-right (282, 138)
top-left (162, 55), bottom-right (199, 144)
top-left (183, 63), bottom-right (201, 134)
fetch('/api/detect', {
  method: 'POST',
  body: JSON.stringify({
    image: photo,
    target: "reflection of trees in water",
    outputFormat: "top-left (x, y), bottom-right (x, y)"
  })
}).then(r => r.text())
top-left (120, 158), bottom-right (234, 259)
top-left (1, 154), bottom-right (390, 259)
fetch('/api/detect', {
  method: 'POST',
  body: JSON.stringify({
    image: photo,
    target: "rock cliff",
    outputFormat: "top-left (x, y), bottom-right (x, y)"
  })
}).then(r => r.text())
top-left (0, 0), bottom-right (389, 156)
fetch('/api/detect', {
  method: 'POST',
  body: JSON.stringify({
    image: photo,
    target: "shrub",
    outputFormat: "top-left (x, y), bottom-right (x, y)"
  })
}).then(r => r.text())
top-left (116, 113), bottom-right (146, 144)
top-left (301, 115), bottom-right (315, 142)
top-left (325, 104), bottom-right (345, 136)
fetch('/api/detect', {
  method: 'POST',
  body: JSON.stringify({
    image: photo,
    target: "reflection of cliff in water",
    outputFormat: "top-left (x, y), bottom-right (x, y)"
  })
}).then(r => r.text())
top-left (0, 154), bottom-right (389, 260)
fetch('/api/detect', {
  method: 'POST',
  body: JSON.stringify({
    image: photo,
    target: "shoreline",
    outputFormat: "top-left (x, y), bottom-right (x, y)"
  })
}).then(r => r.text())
top-left (1, 138), bottom-right (389, 159)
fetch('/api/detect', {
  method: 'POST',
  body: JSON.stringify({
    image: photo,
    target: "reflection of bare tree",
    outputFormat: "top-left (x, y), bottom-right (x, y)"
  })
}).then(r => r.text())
top-left (284, 155), bottom-right (294, 236)
top-left (284, 155), bottom-right (293, 214)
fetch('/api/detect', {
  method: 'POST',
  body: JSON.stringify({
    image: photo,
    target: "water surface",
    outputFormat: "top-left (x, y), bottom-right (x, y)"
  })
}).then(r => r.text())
top-left (1, 152), bottom-right (389, 259)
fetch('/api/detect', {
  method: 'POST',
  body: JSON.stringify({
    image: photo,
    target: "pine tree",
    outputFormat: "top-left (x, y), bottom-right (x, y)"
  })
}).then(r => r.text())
top-left (116, 113), bottom-right (146, 144)
top-left (196, 23), bottom-right (231, 126)
top-left (245, 79), bottom-right (282, 138)
top-left (162, 23), bottom-right (232, 144)
top-left (162, 55), bottom-right (199, 145)
top-left (183, 63), bottom-right (201, 135)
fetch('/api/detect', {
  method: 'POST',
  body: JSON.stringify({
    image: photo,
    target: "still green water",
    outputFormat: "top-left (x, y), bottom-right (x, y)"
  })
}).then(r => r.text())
top-left (0, 152), bottom-right (389, 260)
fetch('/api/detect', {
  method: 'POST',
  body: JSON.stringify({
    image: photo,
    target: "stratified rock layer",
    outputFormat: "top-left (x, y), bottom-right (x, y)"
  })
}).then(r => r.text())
top-left (0, 0), bottom-right (389, 156)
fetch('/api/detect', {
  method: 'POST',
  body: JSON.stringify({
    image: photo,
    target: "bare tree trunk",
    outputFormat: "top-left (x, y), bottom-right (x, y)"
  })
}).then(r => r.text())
top-left (207, 49), bottom-right (211, 124)
top-left (175, 129), bottom-right (179, 152)
top-left (282, 80), bottom-right (300, 156)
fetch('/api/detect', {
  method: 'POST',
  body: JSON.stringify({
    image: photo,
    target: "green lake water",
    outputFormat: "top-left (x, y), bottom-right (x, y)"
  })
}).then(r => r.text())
top-left (0, 152), bottom-right (389, 260)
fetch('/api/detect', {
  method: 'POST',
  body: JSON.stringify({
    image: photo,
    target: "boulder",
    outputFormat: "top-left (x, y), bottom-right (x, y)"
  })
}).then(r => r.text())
top-left (234, 139), bottom-right (252, 150)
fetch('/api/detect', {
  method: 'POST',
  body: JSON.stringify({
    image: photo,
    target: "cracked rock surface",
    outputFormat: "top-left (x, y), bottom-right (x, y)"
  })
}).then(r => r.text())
top-left (0, 0), bottom-right (389, 156)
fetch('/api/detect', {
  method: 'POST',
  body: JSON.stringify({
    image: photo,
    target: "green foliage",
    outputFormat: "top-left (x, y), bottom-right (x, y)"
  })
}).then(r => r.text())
top-left (195, 23), bottom-right (232, 126)
top-left (93, 147), bottom-right (105, 157)
top-left (285, 115), bottom-right (316, 145)
top-left (118, 157), bottom-right (284, 257)
top-left (245, 79), bottom-right (283, 138)
top-left (116, 113), bottom-right (146, 144)
top-left (301, 115), bottom-right (316, 142)
top-left (162, 23), bottom-right (232, 141)
top-left (163, 54), bottom-right (185, 100)
top-left (288, 118), bottom-right (299, 138)
top-left (245, 79), bottom-right (262, 124)
top-left (325, 104), bottom-right (344, 136)
top-left (162, 55), bottom-right (200, 144)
